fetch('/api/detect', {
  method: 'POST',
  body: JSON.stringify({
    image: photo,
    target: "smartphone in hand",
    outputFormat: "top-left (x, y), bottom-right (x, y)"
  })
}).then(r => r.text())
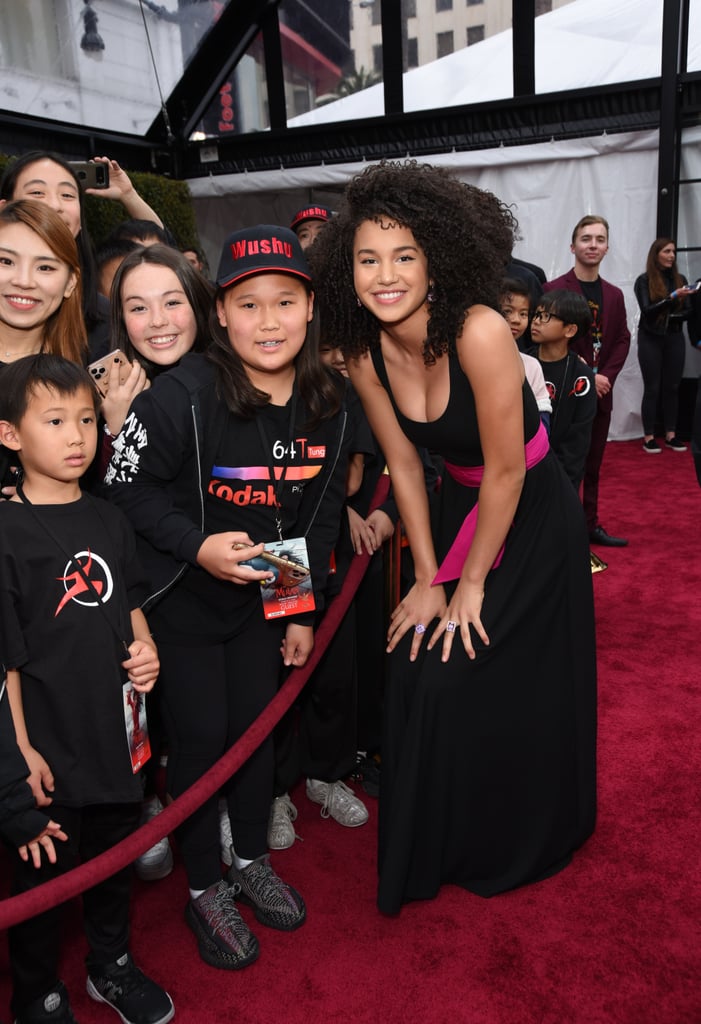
top-left (69, 161), bottom-right (110, 190)
top-left (87, 349), bottom-right (133, 398)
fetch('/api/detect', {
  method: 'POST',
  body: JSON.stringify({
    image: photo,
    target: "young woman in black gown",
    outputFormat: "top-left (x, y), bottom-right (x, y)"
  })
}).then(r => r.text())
top-left (310, 161), bottom-right (597, 914)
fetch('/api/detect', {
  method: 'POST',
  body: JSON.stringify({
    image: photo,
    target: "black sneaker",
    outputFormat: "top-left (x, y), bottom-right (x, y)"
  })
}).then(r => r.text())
top-left (86, 952), bottom-right (174, 1024)
top-left (228, 854), bottom-right (306, 931)
top-left (642, 438), bottom-right (661, 454)
top-left (185, 879), bottom-right (259, 970)
top-left (354, 754), bottom-right (381, 798)
top-left (665, 437), bottom-right (687, 451)
top-left (14, 982), bottom-right (77, 1023)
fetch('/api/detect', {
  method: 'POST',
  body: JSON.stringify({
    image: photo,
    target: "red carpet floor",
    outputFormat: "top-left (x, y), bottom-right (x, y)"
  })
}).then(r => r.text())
top-left (2, 440), bottom-right (700, 1023)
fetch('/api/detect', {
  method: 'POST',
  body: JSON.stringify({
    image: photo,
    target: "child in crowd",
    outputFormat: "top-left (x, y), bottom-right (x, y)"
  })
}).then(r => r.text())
top-left (100, 244), bottom-right (216, 880)
top-left (498, 277), bottom-right (552, 431)
top-left (96, 237), bottom-right (140, 298)
top-left (106, 219), bottom-right (171, 248)
top-left (290, 204), bottom-right (333, 249)
top-left (0, 355), bottom-right (173, 1024)
top-left (102, 244), bottom-right (215, 440)
top-left (104, 225), bottom-right (361, 970)
top-left (529, 289), bottom-right (597, 490)
top-left (181, 247), bottom-right (206, 275)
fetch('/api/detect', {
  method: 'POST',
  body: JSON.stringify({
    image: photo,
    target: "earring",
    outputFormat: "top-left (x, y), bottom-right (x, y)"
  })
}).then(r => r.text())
top-left (356, 295), bottom-right (362, 307)
top-left (427, 287), bottom-right (435, 304)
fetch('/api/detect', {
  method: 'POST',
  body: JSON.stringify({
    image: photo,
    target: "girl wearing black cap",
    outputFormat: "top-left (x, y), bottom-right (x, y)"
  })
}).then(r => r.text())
top-left (104, 224), bottom-right (361, 969)
top-left (310, 160), bottom-right (597, 916)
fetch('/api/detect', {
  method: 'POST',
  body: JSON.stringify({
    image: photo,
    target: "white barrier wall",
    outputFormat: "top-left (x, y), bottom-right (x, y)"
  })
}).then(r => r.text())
top-left (189, 126), bottom-right (701, 440)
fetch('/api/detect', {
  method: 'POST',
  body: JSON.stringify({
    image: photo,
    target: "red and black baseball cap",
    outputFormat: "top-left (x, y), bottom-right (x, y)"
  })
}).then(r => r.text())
top-left (216, 224), bottom-right (311, 288)
top-left (289, 205), bottom-right (334, 232)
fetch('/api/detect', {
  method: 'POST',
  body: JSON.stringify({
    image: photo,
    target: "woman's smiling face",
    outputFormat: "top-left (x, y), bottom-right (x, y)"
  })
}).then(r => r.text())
top-left (121, 263), bottom-right (198, 367)
top-left (0, 221), bottom-right (77, 344)
top-left (10, 158), bottom-right (82, 239)
top-left (353, 219), bottom-right (430, 327)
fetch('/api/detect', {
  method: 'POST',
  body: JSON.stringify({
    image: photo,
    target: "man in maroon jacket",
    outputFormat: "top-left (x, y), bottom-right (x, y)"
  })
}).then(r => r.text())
top-left (544, 215), bottom-right (631, 547)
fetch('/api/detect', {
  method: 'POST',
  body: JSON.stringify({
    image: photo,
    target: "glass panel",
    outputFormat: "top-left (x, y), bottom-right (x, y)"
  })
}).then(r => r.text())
top-left (285, 1), bottom-right (384, 128)
top-left (401, 0), bottom-right (513, 113)
top-left (677, 127), bottom-right (701, 277)
top-left (688, 0), bottom-right (701, 72)
top-left (535, 0), bottom-right (661, 93)
top-left (0, 0), bottom-right (235, 136)
top-left (195, 31), bottom-right (269, 137)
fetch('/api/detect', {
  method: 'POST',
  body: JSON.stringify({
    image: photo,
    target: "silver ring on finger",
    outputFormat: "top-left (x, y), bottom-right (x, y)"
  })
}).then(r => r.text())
top-left (414, 623), bottom-right (426, 635)
top-left (446, 620), bottom-right (458, 633)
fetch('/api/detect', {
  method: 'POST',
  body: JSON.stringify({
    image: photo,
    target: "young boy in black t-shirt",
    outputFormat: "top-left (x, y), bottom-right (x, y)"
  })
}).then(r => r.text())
top-left (0, 355), bottom-right (173, 1024)
top-left (529, 289), bottom-right (597, 491)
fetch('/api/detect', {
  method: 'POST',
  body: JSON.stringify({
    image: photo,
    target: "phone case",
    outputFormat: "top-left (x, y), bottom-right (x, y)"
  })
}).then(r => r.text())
top-left (87, 349), bottom-right (132, 398)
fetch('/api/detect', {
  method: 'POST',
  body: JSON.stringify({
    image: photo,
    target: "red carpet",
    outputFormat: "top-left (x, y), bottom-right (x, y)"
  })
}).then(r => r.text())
top-left (2, 440), bottom-right (700, 1023)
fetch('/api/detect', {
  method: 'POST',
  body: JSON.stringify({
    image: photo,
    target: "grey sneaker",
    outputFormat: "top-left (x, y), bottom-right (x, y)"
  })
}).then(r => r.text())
top-left (267, 794), bottom-right (298, 850)
top-left (134, 796), bottom-right (174, 882)
top-left (184, 880), bottom-right (259, 970)
top-left (306, 778), bottom-right (369, 827)
top-left (228, 854), bottom-right (306, 931)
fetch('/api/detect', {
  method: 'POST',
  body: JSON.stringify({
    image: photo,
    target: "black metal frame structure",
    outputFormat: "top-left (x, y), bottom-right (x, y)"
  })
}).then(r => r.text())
top-left (0, 0), bottom-right (698, 240)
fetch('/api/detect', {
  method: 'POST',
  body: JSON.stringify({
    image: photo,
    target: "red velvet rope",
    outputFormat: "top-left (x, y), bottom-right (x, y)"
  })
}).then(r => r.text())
top-left (0, 475), bottom-right (390, 931)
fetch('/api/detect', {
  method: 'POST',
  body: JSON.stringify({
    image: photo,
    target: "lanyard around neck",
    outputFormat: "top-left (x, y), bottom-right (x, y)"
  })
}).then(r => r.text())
top-left (254, 388), bottom-right (299, 542)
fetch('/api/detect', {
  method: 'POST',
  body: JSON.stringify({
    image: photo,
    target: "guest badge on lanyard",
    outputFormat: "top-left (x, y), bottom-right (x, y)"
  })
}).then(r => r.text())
top-left (241, 392), bottom-right (316, 620)
top-left (123, 682), bottom-right (151, 772)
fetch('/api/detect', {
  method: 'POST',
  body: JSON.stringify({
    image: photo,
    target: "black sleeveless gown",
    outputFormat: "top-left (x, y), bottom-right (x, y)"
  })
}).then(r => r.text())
top-left (373, 349), bottom-right (597, 914)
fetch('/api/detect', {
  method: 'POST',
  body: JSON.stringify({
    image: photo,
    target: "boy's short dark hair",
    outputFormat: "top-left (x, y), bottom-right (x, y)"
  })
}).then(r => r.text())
top-left (108, 219), bottom-right (171, 246)
top-left (498, 276), bottom-right (531, 304)
top-left (0, 354), bottom-right (99, 426)
top-left (571, 214), bottom-right (609, 245)
top-left (540, 290), bottom-right (593, 342)
top-left (96, 237), bottom-right (140, 272)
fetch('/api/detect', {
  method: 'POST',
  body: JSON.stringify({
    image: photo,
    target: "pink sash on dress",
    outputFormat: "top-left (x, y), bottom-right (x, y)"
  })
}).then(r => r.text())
top-left (432, 422), bottom-right (550, 585)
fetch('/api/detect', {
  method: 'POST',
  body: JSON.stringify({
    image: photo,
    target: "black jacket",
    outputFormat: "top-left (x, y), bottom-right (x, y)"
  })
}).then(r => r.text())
top-left (104, 353), bottom-right (356, 620)
top-left (634, 271), bottom-right (692, 336)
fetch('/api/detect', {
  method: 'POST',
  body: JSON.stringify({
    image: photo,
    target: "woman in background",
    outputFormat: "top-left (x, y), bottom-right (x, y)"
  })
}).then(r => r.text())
top-left (635, 237), bottom-right (697, 454)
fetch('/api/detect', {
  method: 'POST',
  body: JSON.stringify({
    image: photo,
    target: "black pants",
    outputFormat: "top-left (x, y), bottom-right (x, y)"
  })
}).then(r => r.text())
top-left (274, 604), bottom-right (358, 792)
top-left (637, 327), bottom-right (686, 435)
top-left (10, 801), bottom-right (140, 1015)
top-left (158, 607), bottom-right (285, 890)
top-left (582, 404), bottom-right (611, 533)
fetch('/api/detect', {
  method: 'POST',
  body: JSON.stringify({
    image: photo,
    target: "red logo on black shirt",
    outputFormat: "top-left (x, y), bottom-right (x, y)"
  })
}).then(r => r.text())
top-left (570, 376), bottom-right (592, 397)
top-left (55, 549), bottom-right (114, 617)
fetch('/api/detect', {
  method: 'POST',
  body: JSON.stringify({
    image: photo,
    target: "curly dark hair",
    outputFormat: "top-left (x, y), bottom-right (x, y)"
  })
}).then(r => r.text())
top-left (308, 160), bottom-right (517, 364)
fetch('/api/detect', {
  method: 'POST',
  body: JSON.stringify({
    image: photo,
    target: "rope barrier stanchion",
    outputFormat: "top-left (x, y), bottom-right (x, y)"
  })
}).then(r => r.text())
top-left (0, 475), bottom-right (391, 932)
